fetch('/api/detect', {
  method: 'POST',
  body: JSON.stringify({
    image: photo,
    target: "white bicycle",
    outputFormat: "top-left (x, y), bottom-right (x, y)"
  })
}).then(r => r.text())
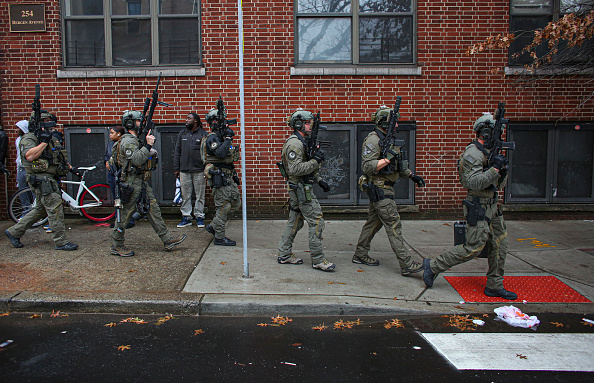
top-left (8, 165), bottom-right (114, 225)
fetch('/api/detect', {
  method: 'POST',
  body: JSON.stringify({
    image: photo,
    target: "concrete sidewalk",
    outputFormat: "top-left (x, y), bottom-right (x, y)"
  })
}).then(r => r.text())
top-left (1, 217), bottom-right (593, 316)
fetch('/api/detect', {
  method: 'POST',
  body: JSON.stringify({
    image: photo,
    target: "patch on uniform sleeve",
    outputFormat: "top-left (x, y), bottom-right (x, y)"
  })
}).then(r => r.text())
top-left (125, 148), bottom-right (133, 158)
top-left (288, 151), bottom-right (297, 160)
top-left (362, 144), bottom-right (373, 157)
top-left (210, 141), bottom-right (219, 150)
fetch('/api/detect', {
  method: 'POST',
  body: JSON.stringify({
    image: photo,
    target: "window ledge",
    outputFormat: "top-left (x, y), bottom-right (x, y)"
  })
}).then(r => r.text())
top-left (505, 66), bottom-right (594, 76)
top-left (57, 67), bottom-right (205, 79)
top-left (290, 66), bottom-right (422, 76)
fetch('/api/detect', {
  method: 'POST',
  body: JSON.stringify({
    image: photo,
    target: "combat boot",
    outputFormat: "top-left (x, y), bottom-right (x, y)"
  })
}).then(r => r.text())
top-left (312, 260), bottom-right (336, 272)
top-left (214, 237), bottom-right (236, 246)
top-left (55, 242), bottom-right (78, 251)
top-left (278, 254), bottom-right (303, 265)
top-left (5, 229), bottom-right (23, 248)
top-left (422, 258), bottom-right (438, 287)
top-left (164, 234), bottom-right (187, 251)
top-left (401, 260), bottom-right (423, 276)
top-left (352, 254), bottom-right (379, 266)
top-left (110, 245), bottom-right (135, 257)
top-left (484, 287), bottom-right (518, 300)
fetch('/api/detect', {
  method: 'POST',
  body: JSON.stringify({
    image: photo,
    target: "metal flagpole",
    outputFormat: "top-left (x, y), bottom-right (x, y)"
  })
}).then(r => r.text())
top-left (238, 0), bottom-right (249, 278)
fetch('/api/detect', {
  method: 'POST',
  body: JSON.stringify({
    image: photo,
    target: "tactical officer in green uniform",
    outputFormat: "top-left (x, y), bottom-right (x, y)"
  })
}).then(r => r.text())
top-left (5, 110), bottom-right (79, 251)
top-left (201, 108), bottom-right (241, 246)
top-left (277, 109), bottom-right (334, 272)
top-left (422, 113), bottom-right (517, 300)
top-left (353, 106), bottom-right (425, 275)
top-left (109, 111), bottom-right (186, 257)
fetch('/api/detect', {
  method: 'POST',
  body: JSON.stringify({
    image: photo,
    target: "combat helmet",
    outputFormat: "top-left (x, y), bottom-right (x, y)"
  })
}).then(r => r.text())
top-left (473, 112), bottom-right (495, 140)
top-left (121, 110), bottom-right (142, 130)
top-left (205, 108), bottom-right (220, 126)
top-left (371, 106), bottom-right (397, 130)
top-left (30, 109), bottom-right (56, 130)
top-left (287, 108), bottom-right (314, 131)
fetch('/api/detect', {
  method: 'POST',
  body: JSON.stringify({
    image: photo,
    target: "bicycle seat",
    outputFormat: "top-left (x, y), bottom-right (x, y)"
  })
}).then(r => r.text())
top-left (78, 166), bottom-right (96, 171)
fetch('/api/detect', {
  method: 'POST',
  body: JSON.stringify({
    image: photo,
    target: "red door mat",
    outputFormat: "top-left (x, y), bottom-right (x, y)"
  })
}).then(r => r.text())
top-left (443, 276), bottom-right (591, 303)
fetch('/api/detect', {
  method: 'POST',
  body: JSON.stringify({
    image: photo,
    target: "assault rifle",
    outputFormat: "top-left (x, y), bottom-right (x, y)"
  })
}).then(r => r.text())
top-left (30, 84), bottom-right (57, 138)
top-left (215, 96), bottom-right (237, 136)
top-left (138, 73), bottom-right (171, 145)
top-left (307, 111), bottom-right (331, 160)
top-left (379, 97), bottom-right (406, 174)
top-left (488, 102), bottom-right (515, 169)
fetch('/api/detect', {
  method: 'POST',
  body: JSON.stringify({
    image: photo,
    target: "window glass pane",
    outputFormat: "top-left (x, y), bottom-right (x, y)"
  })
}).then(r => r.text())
top-left (360, 0), bottom-right (411, 13)
top-left (511, 0), bottom-right (552, 15)
top-left (298, 18), bottom-right (351, 61)
top-left (359, 16), bottom-right (412, 63)
top-left (64, 0), bottom-right (103, 16)
top-left (509, 130), bottom-right (548, 199)
top-left (112, 19), bottom-right (151, 65)
top-left (159, 18), bottom-right (199, 64)
top-left (314, 129), bottom-right (351, 200)
top-left (561, 0), bottom-right (585, 14)
top-left (112, 0), bottom-right (150, 15)
top-left (509, 16), bottom-right (551, 65)
top-left (159, 0), bottom-right (199, 14)
top-left (556, 130), bottom-right (593, 199)
top-left (65, 20), bottom-right (105, 66)
top-left (298, 0), bottom-right (351, 13)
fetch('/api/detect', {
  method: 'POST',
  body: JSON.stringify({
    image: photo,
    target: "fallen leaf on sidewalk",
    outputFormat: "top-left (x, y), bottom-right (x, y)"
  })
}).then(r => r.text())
top-left (194, 329), bottom-right (205, 335)
top-left (271, 315), bottom-right (293, 325)
top-left (128, 270), bottom-right (137, 273)
top-left (104, 322), bottom-right (117, 327)
top-left (117, 345), bottom-right (131, 351)
top-left (50, 310), bottom-right (68, 318)
top-left (550, 321), bottom-right (564, 327)
top-left (357, 269), bottom-right (364, 273)
top-left (29, 314), bottom-right (42, 319)
top-left (516, 354), bottom-right (527, 359)
top-left (121, 317), bottom-right (147, 324)
top-left (220, 262), bottom-right (227, 265)
top-left (312, 323), bottom-right (327, 331)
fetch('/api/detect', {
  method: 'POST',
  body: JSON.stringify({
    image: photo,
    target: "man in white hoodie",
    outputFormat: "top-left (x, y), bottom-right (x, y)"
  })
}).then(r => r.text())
top-left (15, 120), bottom-right (32, 207)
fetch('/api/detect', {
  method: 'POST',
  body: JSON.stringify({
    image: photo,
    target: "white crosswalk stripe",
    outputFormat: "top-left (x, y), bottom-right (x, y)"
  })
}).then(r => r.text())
top-left (422, 333), bottom-right (594, 371)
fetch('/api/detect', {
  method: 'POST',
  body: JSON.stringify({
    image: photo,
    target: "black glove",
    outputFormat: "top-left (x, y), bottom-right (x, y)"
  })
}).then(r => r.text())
top-left (410, 174), bottom-right (425, 187)
top-left (312, 149), bottom-right (325, 164)
top-left (38, 129), bottom-right (52, 144)
top-left (318, 180), bottom-right (330, 193)
top-left (491, 154), bottom-right (508, 171)
top-left (224, 127), bottom-right (235, 138)
top-left (70, 167), bottom-right (83, 178)
top-left (0, 162), bottom-right (9, 175)
top-left (499, 168), bottom-right (508, 180)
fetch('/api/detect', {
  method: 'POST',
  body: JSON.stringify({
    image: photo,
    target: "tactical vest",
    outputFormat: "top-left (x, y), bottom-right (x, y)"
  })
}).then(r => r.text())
top-left (364, 131), bottom-right (402, 189)
top-left (201, 132), bottom-right (239, 173)
top-left (20, 132), bottom-right (67, 176)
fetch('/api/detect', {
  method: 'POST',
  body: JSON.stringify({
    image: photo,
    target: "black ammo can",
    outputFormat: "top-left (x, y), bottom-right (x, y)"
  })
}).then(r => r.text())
top-left (453, 221), bottom-right (489, 258)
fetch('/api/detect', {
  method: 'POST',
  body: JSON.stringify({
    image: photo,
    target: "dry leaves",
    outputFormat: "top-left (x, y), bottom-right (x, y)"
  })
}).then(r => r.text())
top-left (117, 345), bottom-right (131, 351)
top-left (384, 319), bottom-right (404, 329)
top-left (155, 314), bottom-right (175, 326)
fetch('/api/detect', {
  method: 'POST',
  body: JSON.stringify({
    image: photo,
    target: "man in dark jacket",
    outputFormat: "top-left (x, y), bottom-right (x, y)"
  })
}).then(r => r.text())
top-left (173, 113), bottom-right (208, 228)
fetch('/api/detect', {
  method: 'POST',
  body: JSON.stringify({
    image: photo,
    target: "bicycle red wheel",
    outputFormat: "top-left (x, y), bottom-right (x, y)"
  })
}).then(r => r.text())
top-left (79, 184), bottom-right (115, 222)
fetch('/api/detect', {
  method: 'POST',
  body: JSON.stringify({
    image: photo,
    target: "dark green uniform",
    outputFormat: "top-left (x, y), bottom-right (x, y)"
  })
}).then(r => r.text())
top-left (278, 133), bottom-right (326, 264)
top-left (354, 129), bottom-right (419, 271)
top-left (111, 133), bottom-right (174, 247)
top-left (429, 142), bottom-right (509, 290)
top-left (7, 132), bottom-right (70, 246)
top-left (201, 132), bottom-right (241, 239)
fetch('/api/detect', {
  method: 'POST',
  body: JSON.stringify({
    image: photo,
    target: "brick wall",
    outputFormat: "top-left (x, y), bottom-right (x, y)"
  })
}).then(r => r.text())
top-left (1, 0), bottom-right (593, 218)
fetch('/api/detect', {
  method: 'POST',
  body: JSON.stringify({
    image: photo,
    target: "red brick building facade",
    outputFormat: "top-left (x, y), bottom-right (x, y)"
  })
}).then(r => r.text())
top-left (1, 0), bottom-right (592, 219)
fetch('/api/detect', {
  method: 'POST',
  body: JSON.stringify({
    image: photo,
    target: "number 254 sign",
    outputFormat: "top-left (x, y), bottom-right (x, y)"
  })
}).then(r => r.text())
top-left (9, 4), bottom-right (46, 32)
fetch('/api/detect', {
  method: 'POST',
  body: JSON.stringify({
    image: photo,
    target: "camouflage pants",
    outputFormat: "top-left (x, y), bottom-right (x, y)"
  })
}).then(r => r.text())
top-left (211, 181), bottom-right (241, 239)
top-left (430, 203), bottom-right (508, 290)
top-left (8, 177), bottom-right (68, 247)
top-left (354, 197), bottom-right (413, 269)
top-left (278, 187), bottom-right (325, 264)
top-left (112, 176), bottom-right (172, 247)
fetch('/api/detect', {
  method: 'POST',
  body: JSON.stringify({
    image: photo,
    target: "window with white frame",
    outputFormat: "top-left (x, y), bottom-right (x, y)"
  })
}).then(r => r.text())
top-left (62, 0), bottom-right (201, 67)
top-left (295, 0), bottom-right (416, 65)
